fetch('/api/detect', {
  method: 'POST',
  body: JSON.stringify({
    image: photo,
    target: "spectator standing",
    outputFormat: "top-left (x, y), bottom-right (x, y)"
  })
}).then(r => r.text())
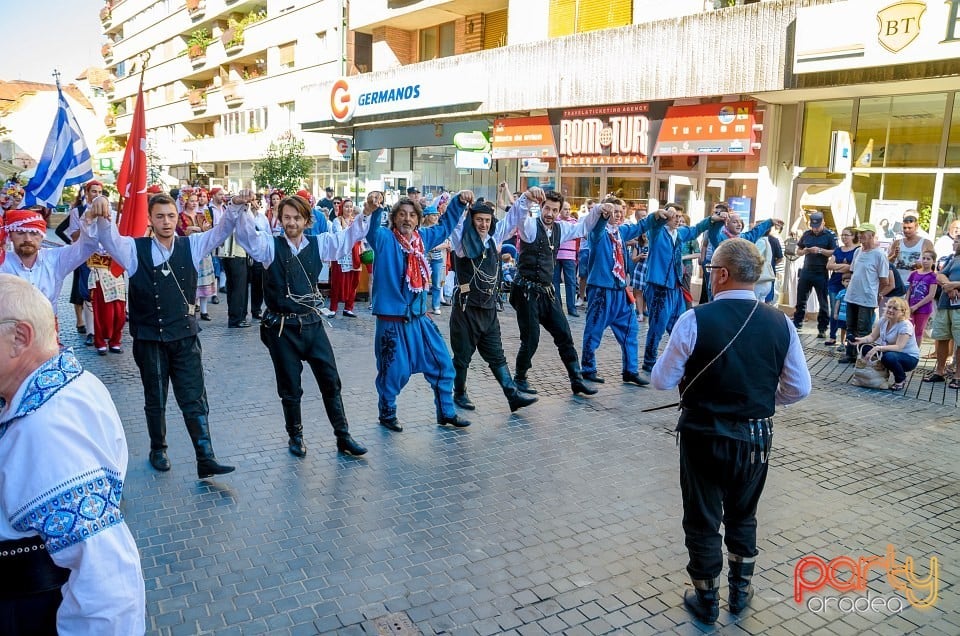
top-left (922, 235), bottom-right (960, 386)
top-left (792, 212), bottom-right (837, 337)
top-left (328, 198), bottom-right (362, 317)
top-left (934, 220), bottom-right (960, 260)
top-left (421, 205), bottom-right (448, 314)
top-left (889, 211), bottom-right (934, 290)
top-left (177, 193), bottom-right (217, 322)
top-left (554, 200), bottom-right (580, 317)
top-left (824, 226), bottom-right (859, 346)
top-left (907, 250), bottom-right (938, 347)
top-left (317, 186), bottom-right (336, 221)
top-left (839, 223), bottom-right (893, 364)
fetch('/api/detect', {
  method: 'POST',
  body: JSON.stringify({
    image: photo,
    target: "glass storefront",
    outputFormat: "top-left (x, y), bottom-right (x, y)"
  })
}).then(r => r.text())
top-left (801, 91), bottom-right (960, 240)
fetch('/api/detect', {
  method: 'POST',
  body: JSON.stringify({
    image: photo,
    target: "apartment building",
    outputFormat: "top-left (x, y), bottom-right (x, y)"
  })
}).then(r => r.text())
top-left (98, 0), bottom-right (353, 193)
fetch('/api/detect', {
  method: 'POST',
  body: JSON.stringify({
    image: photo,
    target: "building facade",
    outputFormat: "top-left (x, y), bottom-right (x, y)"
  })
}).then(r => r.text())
top-left (99, 0), bottom-right (355, 193)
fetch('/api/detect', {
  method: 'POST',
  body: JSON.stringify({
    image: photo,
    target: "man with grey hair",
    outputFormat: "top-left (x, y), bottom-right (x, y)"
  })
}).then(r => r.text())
top-left (0, 274), bottom-right (145, 634)
top-left (651, 238), bottom-right (810, 624)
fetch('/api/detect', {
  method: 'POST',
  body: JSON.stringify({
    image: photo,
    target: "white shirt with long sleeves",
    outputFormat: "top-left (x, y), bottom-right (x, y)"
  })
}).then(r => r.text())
top-left (234, 208), bottom-right (370, 268)
top-left (0, 353), bottom-right (145, 634)
top-left (650, 289), bottom-right (811, 407)
top-left (497, 194), bottom-right (601, 246)
top-left (94, 207), bottom-right (239, 276)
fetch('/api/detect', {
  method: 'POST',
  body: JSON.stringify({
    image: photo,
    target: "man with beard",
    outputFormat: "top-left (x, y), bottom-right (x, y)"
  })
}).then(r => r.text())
top-left (446, 196), bottom-right (537, 413)
top-left (1, 207), bottom-right (101, 312)
top-left (233, 193), bottom-right (368, 457)
top-left (366, 191), bottom-right (471, 432)
top-left (499, 189), bottom-right (600, 396)
top-left (94, 194), bottom-right (237, 478)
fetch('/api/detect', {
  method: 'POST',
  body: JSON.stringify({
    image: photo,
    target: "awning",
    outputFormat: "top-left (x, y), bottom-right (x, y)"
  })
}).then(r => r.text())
top-left (491, 116), bottom-right (557, 159)
top-left (653, 101), bottom-right (757, 156)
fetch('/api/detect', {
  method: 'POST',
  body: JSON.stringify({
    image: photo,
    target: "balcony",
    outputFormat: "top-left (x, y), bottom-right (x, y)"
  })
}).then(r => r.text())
top-left (188, 88), bottom-right (207, 113)
top-left (186, 0), bottom-right (205, 20)
top-left (222, 81), bottom-right (244, 107)
top-left (351, 0), bottom-right (508, 33)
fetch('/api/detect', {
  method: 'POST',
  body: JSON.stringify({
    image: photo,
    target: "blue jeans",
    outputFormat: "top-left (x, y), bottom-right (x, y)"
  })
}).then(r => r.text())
top-left (553, 258), bottom-right (577, 313)
top-left (861, 345), bottom-right (918, 383)
top-left (429, 258), bottom-right (445, 309)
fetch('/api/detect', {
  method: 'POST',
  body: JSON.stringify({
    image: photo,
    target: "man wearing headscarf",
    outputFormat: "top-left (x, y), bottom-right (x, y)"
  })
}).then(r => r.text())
top-left (0, 207), bottom-right (101, 311)
top-left (365, 191), bottom-right (471, 432)
top-left (446, 196), bottom-right (537, 413)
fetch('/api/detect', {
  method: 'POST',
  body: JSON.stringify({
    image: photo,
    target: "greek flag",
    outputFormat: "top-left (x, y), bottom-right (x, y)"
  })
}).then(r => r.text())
top-left (23, 87), bottom-right (94, 208)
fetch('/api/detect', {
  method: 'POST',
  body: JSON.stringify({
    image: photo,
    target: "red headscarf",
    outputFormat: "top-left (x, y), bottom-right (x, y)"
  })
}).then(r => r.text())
top-left (4, 209), bottom-right (47, 234)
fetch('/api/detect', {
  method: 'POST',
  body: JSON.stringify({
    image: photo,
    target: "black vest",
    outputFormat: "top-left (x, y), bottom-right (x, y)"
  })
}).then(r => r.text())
top-left (452, 240), bottom-right (500, 310)
top-left (678, 299), bottom-right (790, 439)
top-left (263, 235), bottom-right (322, 314)
top-left (128, 237), bottom-right (199, 342)
top-left (517, 222), bottom-right (561, 285)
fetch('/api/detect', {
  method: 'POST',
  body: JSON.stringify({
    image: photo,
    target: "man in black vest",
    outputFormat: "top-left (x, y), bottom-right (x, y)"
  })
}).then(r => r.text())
top-left (234, 193), bottom-right (367, 457)
top-left (651, 238), bottom-right (811, 624)
top-left (446, 196), bottom-right (537, 413)
top-left (500, 189), bottom-right (600, 396)
top-left (95, 194), bottom-right (236, 479)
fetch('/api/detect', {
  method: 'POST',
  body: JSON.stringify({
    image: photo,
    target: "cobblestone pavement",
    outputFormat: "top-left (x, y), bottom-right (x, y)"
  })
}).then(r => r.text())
top-left (55, 296), bottom-right (959, 636)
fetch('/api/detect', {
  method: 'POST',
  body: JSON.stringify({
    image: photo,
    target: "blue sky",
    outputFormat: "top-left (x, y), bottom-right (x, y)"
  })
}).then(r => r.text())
top-left (0, 0), bottom-right (104, 84)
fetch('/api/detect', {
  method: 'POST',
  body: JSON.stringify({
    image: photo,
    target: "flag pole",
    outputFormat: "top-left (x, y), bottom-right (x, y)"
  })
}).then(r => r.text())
top-left (116, 54), bottom-right (150, 220)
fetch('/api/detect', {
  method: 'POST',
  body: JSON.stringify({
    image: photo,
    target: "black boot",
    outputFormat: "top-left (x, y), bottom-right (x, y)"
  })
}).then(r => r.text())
top-left (453, 367), bottom-right (476, 410)
top-left (323, 392), bottom-right (367, 456)
top-left (185, 416), bottom-right (236, 478)
top-left (146, 414), bottom-right (171, 472)
top-left (492, 365), bottom-right (537, 412)
top-left (683, 579), bottom-right (720, 624)
top-left (438, 413), bottom-right (471, 427)
top-left (622, 371), bottom-right (650, 387)
top-left (282, 402), bottom-right (306, 457)
top-left (379, 406), bottom-right (403, 432)
top-left (728, 555), bottom-right (756, 614)
top-left (565, 360), bottom-right (598, 396)
top-left (514, 373), bottom-right (538, 394)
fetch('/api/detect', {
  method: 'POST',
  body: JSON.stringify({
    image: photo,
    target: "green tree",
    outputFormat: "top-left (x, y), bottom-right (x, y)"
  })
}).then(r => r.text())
top-left (253, 132), bottom-right (309, 195)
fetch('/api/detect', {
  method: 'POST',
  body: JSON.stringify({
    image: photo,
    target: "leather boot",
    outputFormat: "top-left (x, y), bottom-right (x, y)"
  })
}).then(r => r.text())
top-left (185, 416), bottom-right (236, 478)
top-left (282, 402), bottom-right (306, 457)
top-left (492, 365), bottom-right (537, 412)
top-left (513, 373), bottom-right (538, 394)
top-left (379, 406), bottom-right (403, 432)
top-left (146, 414), bottom-right (171, 471)
top-left (323, 392), bottom-right (367, 456)
top-left (683, 578), bottom-right (720, 624)
top-left (728, 554), bottom-right (756, 614)
top-left (565, 360), bottom-right (598, 396)
top-left (438, 413), bottom-right (471, 427)
top-left (453, 366), bottom-right (475, 410)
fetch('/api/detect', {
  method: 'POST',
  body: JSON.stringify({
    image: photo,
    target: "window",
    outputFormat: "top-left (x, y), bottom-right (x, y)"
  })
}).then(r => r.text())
top-left (220, 107), bottom-right (268, 136)
top-left (549, 0), bottom-right (632, 38)
top-left (483, 10), bottom-right (507, 49)
top-left (855, 94), bottom-right (948, 168)
top-left (278, 101), bottom-right (295, 133)
top-left (354, 31), bottom-right (372, 72)
top-left (278, 41), bottom-right (296, 68)
top-left (316, 30), bottom-right (327, 50)
top-left (419, 21), bottom-right (455, 61)
top-left (800, 100), bottom-right (854, 168)
top-left (948, 93), bottom-right (960, 167)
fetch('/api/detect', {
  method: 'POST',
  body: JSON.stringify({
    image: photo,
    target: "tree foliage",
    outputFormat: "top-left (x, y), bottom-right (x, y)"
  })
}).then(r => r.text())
top-left (253, 132), bottom-right (309, 194)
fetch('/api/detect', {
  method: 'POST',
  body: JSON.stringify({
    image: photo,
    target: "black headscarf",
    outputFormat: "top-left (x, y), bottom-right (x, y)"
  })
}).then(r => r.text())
top-left (461, 199), bottom-right (497, 259)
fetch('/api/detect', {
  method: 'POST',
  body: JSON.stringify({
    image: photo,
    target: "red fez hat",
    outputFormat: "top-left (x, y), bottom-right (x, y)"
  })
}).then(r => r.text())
top-left (296, 189), bottom-right (311, 199)
top-left (4, 208), bottom-right (47, 234)
top-left (84, 180), bottom-right (104, 192)
top-left (146, 185), bottom-right (163, 194)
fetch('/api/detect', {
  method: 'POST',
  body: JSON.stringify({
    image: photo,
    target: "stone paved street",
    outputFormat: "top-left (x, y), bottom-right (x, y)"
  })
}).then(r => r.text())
top-left (56, 296), bottom-right (959, 636)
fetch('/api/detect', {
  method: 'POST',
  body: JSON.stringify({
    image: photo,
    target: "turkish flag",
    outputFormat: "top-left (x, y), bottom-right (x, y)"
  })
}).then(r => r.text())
top-left (113, 81), bottom-right (148, 275)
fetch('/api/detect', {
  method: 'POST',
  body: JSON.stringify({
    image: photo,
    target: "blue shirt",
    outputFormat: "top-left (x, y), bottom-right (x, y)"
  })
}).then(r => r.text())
top-left (586, 215), bottom-right (653, 289)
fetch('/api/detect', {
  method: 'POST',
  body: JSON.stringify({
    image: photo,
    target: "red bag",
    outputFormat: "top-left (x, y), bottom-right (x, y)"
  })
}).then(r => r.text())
top-left (351, 241), bottom-right (362, 270)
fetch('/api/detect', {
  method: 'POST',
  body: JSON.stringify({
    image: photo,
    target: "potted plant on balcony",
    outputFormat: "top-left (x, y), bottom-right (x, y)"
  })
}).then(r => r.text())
top-left (188, 87), bottom-right (207, 109)
top-left (104, 104), bottom-right (118, 129)
top-left (185, 29), bottom-right (214, 63)
top-left (102, 78), bottom-right (115, 97)
top-left (222, 10), bottom-right (266, 53)
top-left (99, 3), bottom-right (113, 25)
top-left (222, 82), bottom-right (244, 106)
top-left (186, 0), bottom-right (205, 19)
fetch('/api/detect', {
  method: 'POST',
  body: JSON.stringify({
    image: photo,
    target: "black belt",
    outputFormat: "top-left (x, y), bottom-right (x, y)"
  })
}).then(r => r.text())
top-left (262, 309), bottom-right (323, 328)
top-left (0, 537), bottom-right (69, 599)
top-left (513, 276), bottom-right (554, 295)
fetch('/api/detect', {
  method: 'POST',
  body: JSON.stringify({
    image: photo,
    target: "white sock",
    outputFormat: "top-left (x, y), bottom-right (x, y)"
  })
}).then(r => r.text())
top-left (199, 297), bottom-right (208, 313)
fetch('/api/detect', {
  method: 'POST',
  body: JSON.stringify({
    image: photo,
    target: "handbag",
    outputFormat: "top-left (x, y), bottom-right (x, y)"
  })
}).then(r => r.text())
top-left (851, 345), bottom-right (890, 389)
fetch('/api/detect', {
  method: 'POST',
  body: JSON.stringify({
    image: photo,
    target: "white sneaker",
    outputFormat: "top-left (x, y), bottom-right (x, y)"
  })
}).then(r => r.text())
top-left (575, 298), bottom-right (585, 307)
top-left (320, 307), bottom-right (335, 317)
top-left (433, 308), bottom-right (441, 315)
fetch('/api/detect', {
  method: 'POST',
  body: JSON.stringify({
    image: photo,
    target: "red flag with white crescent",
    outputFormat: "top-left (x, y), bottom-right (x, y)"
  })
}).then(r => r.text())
top-left (113, 81), bottom-right (148, 275)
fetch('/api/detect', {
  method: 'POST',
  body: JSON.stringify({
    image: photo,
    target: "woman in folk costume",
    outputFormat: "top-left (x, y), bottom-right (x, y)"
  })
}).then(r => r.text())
top-left (364, 191), bottom-right (471, 432)
top-left (177, 191), bottom-right (218, 320)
